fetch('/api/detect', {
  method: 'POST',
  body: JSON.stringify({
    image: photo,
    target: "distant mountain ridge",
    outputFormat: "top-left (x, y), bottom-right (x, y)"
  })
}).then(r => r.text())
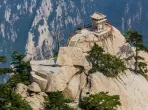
top-left (0, 0), bottom-right (148, 65)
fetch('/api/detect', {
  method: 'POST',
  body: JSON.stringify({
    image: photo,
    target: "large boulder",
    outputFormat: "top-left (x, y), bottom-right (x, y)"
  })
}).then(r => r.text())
top-left (28, 82), bottom-right (41, 93)
top-left (46, 66), bottom-right (77, 92)
top-left (30, 65), bottom-right (78, 92)
top-left (56, 47), bottom-right (90, 69)
top-left (30, 72), bottom-right (48, 91)
top-left (63, 72), bottom-right (87, 101)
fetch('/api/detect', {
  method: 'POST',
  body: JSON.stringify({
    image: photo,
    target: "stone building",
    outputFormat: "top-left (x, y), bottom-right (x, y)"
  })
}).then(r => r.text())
top-left (91, 12), bottom-right (107, 32)
top-left (68, 12), bottom-right (112, 52)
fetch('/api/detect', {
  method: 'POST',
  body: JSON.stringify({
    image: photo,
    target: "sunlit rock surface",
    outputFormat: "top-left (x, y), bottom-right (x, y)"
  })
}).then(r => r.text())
top-left (30, 24), bottom-right (148, 110)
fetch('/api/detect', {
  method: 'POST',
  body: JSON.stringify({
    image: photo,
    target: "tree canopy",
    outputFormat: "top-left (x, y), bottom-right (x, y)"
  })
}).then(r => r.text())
top-left (80, 92), bottom-right (121, 110)
top-left (45, 91), bottom-right (74, 110)
top-left (0, 56), bottom-right (6, 63)
top-left (88, 43), bottom-right (127, 77)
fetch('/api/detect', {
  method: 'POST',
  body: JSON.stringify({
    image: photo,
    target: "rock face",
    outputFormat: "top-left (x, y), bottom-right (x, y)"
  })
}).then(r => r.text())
top-left (30, 59), bottom-right (79, 92)
top-left (25, 94), bottom-right (45, 110)
top-left (29, 25), bottom-right (148, 110)
top-left (15, 83), bottom-right (28, 98)
top-left (46, 66), bottom-right (77, 92)
top-left (89, 72), bottom-right (148, 110)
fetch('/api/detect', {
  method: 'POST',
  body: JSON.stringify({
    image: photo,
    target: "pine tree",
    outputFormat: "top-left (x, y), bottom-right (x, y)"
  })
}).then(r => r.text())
top-left (0, 52), bottom-right (32, 109)
top-left (11, 51), bottom-right (30, 74)
top-left (80, 92), bottom-right (121, 110)
top-left (88, 43), bottom-right (127, 77)
top-left (125, 30), bottom-right (148, 74)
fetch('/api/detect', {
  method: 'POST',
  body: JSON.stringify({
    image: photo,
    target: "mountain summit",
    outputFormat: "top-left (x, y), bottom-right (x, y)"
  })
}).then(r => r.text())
top-left (14, 12), bottom-right (148, 110)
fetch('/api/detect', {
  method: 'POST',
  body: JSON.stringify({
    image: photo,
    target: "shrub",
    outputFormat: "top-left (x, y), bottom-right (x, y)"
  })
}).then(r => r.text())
top-left (0, 56), bottom-right (12, 74)
top-left (45, 91), bottom-right (74, 110)
top-left (0, 56), bottom-right (6, 63)
top-left (0, 84), bottom-right (32, 110)
top-left (80, 92), bottom-right (121, 110)
top-left (0, 68), bottom-right (12, 74)
top-left (88, 43), bottom-right (127, 77)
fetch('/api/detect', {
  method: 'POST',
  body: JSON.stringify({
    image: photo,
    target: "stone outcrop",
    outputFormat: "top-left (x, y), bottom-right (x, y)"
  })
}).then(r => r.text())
top-left (15, 83), bottom-right (47, 110)
top-left (29, 24), bottom-right (148, 110)
top-left (30, 58), bottom-right (79, 92)
top-left (15, 83), bottom-right (29, 98)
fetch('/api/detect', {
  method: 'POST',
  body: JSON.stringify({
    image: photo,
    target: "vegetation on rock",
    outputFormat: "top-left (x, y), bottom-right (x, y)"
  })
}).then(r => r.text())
top-left (125, 30), bottom-right (148, 75)
top-left (0, 51), bottom-right (32, 109)
top-left (88, 43), bottom-right (127, 77)
top-left (45, 91), bottom-right (74, 110)
top-left (0, 84), bottom-right (32, 110)
top-left (80, 92), bottom-right (121, 110)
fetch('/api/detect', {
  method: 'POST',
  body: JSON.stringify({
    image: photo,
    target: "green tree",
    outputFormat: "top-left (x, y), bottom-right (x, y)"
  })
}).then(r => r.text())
top-left (80, 92), bottom-right (121, 110)
top-left (0, 68), bottom-right (12, 74)
top-left (11, 51), bottom-right (31, 74)
top-left (45, 91), bottom-right (74, 110)
top-left (9, 51), bottom-right (31, 86)
top-left (125, 30), bottom-right (148, 74)
top-left (88, 43), bottom-right (104, 72)
top-left (101, 54), bottom-right (127, 77)
top-left (0, 56), bottom-right (12, 74)
top-left (88, 43), bottom-right (127, 77)
top-left (0, 51), bottom-right (32, 109)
